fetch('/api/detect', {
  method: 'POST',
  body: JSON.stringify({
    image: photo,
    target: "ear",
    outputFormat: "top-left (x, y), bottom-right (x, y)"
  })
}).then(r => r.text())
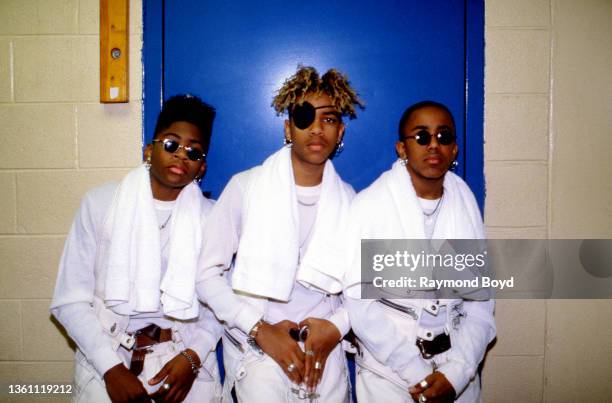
top-left (144, 143), bottom-right (153, 162)
top-left (452, 143), bottom-right (458, 158)
top-left (197, 161), bottom-right (207, 180)
top-left (395, 140), bottom-right (407, 159)
top-left (283, 119), bottom-right (292, 143)
top-left (337, 122), bottom-right (346, 144)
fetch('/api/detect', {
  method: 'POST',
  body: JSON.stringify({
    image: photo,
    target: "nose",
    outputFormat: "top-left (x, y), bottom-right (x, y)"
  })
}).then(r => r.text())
top-left (174, 144), bottom-right (189, 160)
top-left (427, 134), bottom-right (440, 150)
top-left (309, 119), bottom-right (323, 136)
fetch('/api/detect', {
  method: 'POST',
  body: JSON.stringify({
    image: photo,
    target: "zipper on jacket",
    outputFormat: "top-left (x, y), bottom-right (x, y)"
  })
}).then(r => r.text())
top-left (378, 299), bottom-right (418, 320)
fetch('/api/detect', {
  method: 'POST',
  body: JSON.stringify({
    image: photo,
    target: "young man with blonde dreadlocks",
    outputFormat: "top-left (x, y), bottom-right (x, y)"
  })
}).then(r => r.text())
top-left (196, 66), bottom-right (364, 402)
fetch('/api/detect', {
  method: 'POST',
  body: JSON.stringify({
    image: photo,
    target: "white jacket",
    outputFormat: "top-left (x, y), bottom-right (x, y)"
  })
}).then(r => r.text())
top-left (344, 162), bottom-right (496, 399)
top-left (50, 181), bottom-right (222, 378)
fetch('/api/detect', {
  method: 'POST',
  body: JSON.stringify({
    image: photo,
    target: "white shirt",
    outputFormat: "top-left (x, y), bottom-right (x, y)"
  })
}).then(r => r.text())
top-left (196, 170), bottom-right (350, 337)
top-left (344, 164), bottom-right (495, 396)
top-left (265, 183), bottom-right (332, 326)
top-left (417, 196), bottom-right (447, 334)
top-left (51, 182), bottom-right (221, 377)
top-left (126, 198), bottom-right (176, 332)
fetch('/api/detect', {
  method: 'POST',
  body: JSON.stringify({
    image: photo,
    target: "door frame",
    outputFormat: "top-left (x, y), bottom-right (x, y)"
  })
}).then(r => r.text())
top-left (142, 0), bottom-right (485, 210)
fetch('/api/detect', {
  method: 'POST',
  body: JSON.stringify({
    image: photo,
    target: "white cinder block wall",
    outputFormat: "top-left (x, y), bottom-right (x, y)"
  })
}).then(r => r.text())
top-left (483, 1), bottom-right (612, 402)
top-left (0, 1), bottom-right (142, 401)
top-left (0, 0), bottom-right (610, 402)
top-left (482, 1), bottom-right (550, 401)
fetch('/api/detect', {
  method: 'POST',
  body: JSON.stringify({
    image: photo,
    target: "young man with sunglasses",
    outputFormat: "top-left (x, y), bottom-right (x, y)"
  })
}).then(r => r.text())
top-left (343, 101), bottom-right (495, 402)
top-left (50, 95), bottom-right (223, 402)
top-left (196, 66), bottom-right (363, 402)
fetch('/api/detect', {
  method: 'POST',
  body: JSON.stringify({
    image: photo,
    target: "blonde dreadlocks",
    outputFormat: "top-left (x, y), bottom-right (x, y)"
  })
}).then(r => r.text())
top-left (272, 66), bottom-right (364, 119)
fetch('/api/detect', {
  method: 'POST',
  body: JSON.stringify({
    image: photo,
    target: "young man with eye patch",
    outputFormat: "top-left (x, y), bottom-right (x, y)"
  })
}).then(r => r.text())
top-left (196, 66), bottom-right (364, 402)
top-left (50, 95), bottom-right (223, 403)
top-left (343, 101), bottom-right (495, 403)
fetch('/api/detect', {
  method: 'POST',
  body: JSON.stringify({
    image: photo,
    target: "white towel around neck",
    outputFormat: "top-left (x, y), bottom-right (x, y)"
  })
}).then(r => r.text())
top-left (102, 164), bottom-right (204, 319)
top-left (344, 160), bottom-right (485, 297)
top-left (231, 146), bottom-right (354, 301)
top-left (385, 160), bottom-right (484, 239)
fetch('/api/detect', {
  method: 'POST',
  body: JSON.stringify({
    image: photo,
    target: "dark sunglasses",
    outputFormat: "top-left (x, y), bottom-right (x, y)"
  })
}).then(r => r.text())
top-left (152, 138), bottom-right (206, 161)
top-left (404, 130), bottom-right (456, 146)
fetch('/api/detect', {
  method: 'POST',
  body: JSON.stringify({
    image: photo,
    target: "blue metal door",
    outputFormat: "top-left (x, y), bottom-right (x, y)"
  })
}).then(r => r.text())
top-left (144, 0), bottom-right (484, 205)
top-left (143, 0), bottom-right (484, 393)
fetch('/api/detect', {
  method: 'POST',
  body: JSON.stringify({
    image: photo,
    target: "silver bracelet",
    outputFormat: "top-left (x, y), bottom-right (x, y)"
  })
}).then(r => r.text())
top-left (247, 318), bottom-right (267, 353)
top-left (180, 350), bottom-right (201, 375)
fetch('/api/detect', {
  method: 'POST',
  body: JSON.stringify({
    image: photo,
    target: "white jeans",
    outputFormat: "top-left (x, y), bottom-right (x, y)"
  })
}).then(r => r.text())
top-left (355, 366), bottom-right (481, 403)
top-left (72, 340), bottom-right (222, 402)
top-left (221, 335), bottom-right (349, 403)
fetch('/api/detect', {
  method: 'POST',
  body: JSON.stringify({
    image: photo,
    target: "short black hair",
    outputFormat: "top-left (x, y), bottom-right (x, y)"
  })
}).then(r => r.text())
top-left (153, 94), bottom-right (216, 154)
top-left (398, 100), bottom-right (456, 140)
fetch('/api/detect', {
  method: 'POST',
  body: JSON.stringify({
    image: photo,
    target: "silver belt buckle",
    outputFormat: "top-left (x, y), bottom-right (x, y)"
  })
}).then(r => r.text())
top-left (119, 332), bottom-right (135, 349)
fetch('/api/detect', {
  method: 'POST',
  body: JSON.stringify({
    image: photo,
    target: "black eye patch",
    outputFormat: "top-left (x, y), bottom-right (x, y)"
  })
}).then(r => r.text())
top-left (292, 101), bottom-right (316, 130)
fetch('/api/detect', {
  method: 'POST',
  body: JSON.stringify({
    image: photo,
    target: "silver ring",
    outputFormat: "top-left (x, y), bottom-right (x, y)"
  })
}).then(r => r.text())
top-left (419, 379), bottom-right (429, 389)
top-left (305, 350), bottom-right (315, 357)
top-left (287, 363), bottom-right (296, 373)
top-left (162, 383), bottom-right (171, 391)
top-left (418, 393), bottom-right (427, 403)
top-left (314, 361), bottom-right (322, 370)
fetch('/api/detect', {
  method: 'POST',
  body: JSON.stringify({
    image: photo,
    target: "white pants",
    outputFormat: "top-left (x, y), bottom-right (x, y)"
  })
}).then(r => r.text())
top-left (72, 340), bottom-right (222, 402)
top-left (355, 366), bottom-right (481, 403)
top-left (221, 335), bottom-right (350, 403)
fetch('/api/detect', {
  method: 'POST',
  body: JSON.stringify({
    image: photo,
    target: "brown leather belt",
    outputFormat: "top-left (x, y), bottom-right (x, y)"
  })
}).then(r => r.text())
top-left (128, 324), bottom-right (173, 376)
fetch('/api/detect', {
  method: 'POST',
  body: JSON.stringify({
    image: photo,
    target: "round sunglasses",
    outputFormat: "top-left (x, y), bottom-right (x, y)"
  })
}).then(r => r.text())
top-left (404, 130), bottom-right (456, 146)
top-left (152, 138), bottom-right (206, 161)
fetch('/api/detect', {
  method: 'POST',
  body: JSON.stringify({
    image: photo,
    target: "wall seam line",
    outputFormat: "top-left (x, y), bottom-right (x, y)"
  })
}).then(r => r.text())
top-left (75, 0), bottom-right (80, 34)
top-left (543, 0), bottom-right (555, 401)
top-left (74, 104), bottom-right (79, 169)
top-left (0, 234), bottom-right (67, 238)
top-left (13, 171), bottom-right (19, 233)
top-left (487, 26), bottom-right (550, 31)
top-left (0, 34), bottom-right (99, 38)
top-left (18, 299), bottom-right (23, 361)
top-left (9, 40), bottom-right (15, 102)
top-left (0, 168), bottom-right (130, 173)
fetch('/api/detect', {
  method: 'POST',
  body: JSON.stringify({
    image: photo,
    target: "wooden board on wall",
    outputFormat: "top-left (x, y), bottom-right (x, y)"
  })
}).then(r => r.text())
top-left (100, 0), bottom-right (129, 103)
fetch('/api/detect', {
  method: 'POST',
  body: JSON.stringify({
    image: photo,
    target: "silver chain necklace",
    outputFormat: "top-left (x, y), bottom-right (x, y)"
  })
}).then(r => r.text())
top-left (298, 199), bottom-right (318, 207)
top-left (159, 212), bottom-right (172, 230)
top-left (423, 193), bottom-right (444, 217)
top-left (297, 197), bottom-right (318, 264)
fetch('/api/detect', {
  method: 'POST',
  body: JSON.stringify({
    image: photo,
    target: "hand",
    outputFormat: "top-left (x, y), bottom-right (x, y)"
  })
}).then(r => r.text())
top-left (299, 318), bottom-right (341, 392)
top-left (103, 363), bottom-right (149, 403)
top-left (148, 349), bottom-right (200, 402)
top-left (408, 371), bottom-right (456, 403)
top-left (255, 320), bottom-right (305, 384)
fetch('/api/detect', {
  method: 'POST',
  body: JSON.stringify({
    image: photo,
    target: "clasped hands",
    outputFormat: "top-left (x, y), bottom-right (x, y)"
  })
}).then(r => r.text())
top-left (254, 318), bottom-right (341, 392)
top-left (103, 348), bottom-right (200, 403)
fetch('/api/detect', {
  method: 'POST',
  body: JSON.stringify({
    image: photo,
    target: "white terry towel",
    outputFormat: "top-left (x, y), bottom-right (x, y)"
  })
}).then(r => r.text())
top-left (231, 146), bottom-right (354, 301)
top-left (344, 160), bottom-right (485, 298)
top-left (103, 164), bottom-right (204, 319)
